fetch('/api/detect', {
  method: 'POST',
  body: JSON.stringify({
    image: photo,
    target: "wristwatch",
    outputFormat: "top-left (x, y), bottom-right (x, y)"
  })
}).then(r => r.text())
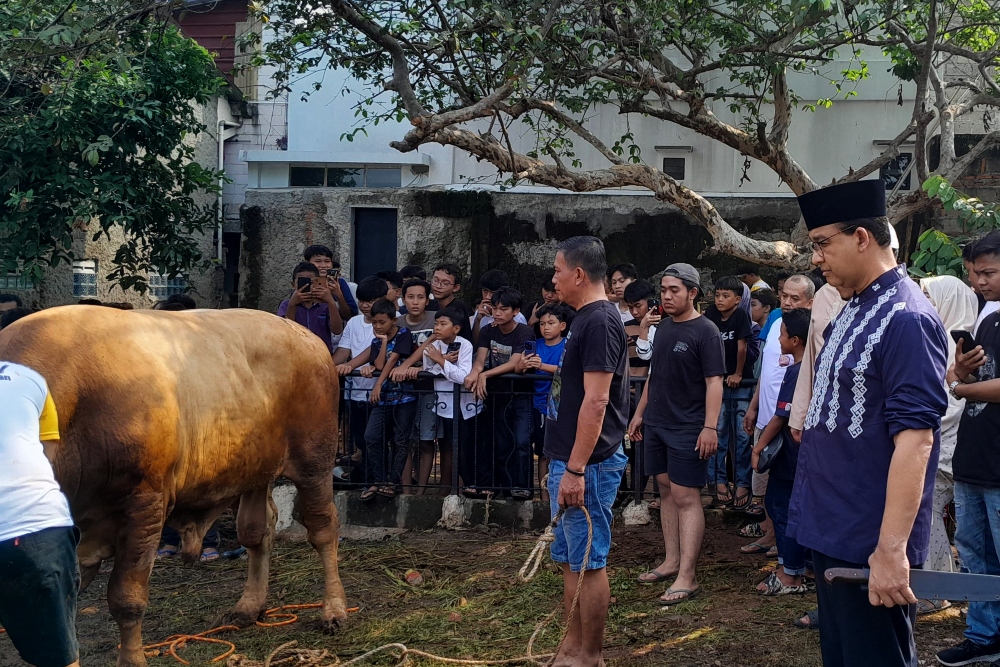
top-left (949, 380), bottom-right (963, 400)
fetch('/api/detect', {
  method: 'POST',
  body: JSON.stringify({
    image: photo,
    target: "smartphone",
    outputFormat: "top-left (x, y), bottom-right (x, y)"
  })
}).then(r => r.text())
top-left (447, 342), bottom-right (461, 353)
top-left (296, 276), bottom-right (312, 292)
top-left (325, 268), bottom-right (341, 280)
top-left (523, 340), bottom-right (536, 355)
top-left (951, 330), bottom-right (977, 350)
top-left (650, 299), bottom-right (661, 316)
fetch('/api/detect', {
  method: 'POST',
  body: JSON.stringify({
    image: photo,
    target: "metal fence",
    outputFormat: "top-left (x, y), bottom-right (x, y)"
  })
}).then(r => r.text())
top-left (337, 371), bottom-right (756, 503)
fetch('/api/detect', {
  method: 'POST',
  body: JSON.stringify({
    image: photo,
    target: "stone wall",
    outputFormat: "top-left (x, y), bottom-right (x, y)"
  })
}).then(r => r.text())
top-left (241, 187), bottom-right (803, 313)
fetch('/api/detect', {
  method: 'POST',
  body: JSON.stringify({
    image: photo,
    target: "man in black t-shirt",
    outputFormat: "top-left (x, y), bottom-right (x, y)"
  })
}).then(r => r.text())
top-left (629, 263), bottom-right (725, 606)
top-left (941, 232), bottom-right (1000, 666)
top-left (465, 287), bottom-right (535, 498)
top-left (704, 275), bottom-right (756, 510)
top-left (544, 236), bottom-right (628, 667)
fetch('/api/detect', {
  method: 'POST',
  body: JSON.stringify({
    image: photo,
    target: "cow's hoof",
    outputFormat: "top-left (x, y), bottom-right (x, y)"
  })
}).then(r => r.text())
top-left (319, 616), bottom-right (344, 635)
top-left (216, 608), bottom-right (260, 629)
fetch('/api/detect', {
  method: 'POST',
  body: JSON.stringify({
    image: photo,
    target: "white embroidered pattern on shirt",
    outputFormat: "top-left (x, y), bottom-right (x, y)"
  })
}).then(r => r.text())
top-left (824, 287), bottom-right (899, 432)
top-left (805, 301), bottom-right (860, 430)
top-left (848, 301), bottom-right (906, 438)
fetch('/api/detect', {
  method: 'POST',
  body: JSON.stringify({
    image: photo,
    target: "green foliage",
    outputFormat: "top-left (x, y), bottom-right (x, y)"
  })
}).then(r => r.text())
top-left (909, 175), bottom-right (1000, 278)
top-left (0, 1), bottom-right (225, 292)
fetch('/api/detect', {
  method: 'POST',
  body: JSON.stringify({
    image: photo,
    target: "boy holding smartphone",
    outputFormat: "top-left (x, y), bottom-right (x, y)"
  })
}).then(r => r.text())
top-left (303, 244), bottom-right (358, 320)
top-left (277, 262), bottom-right (344, 353)
top-left (517, 303), bottom-right (573, 499)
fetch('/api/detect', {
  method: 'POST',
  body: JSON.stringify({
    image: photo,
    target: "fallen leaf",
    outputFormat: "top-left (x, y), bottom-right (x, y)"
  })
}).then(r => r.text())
top-left (458, 597), bottom-right (468, 607)
top-left (80, 606), bottom-right (99, 615)
top-left (448, 612), bottom-right (462, 622)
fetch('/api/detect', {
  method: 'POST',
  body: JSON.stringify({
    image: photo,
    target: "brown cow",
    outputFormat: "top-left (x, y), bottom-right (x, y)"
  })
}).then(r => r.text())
top-left (0, 306), bottom-right (348, 667)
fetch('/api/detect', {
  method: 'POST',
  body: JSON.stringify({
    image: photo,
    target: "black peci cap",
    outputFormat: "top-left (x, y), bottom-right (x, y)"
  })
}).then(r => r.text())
top-left (796, 180), bottom-right (887, 231)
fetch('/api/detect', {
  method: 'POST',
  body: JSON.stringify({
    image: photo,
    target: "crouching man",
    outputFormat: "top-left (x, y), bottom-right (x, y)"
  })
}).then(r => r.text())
top-left (0, 360), bottom-right (80, 667)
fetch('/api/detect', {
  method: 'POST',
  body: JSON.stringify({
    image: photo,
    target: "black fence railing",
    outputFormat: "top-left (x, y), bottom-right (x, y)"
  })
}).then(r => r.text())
top-left (336, 372), bottom-right (757, 503)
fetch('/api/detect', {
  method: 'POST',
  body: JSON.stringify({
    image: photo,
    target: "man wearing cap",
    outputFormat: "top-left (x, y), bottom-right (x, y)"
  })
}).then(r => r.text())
top-left (788, 180), bottom-right (948, 666)
top-left (629, 263), bottom-right (725, 605)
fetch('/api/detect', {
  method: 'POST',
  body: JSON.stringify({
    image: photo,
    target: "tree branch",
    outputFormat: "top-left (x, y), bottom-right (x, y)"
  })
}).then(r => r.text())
top-left (837, 120), bottom-right (919, 184)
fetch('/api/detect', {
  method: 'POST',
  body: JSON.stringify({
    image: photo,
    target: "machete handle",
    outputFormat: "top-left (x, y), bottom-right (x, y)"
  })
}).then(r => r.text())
top-left (824, 567), bottom-right (871, 584)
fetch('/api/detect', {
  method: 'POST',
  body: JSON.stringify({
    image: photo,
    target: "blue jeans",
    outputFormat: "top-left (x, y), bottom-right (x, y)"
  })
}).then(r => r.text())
top-left (708, 386), bottom-right (752, 488)
top-left (765, 476), bottom-right (807, 575)
top-left (954, 481), bottom-right (1000, 646)
top-left (548, 447), bottom-right (627, 572)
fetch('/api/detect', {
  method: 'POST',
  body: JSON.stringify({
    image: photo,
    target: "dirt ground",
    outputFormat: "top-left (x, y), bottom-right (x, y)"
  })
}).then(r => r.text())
top-left (0, 515), bottom-right (967, 667)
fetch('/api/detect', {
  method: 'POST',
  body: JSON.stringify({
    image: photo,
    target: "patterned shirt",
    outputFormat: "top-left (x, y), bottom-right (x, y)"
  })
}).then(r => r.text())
top-left (787, 265), bottom-right (948, 566)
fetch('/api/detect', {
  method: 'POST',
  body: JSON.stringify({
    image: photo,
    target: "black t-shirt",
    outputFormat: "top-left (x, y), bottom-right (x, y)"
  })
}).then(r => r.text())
top-left (430, 297), bottom-right (473, 342)
top-left (644, 315), bottom-right (726, 430)
top-left (955, 312), bottom-right (1000, 486)
top-left (477, 322), bottom-right (535, 394)
top-left (770, 362), bottom-right (801, 481)
top-left (705, 306), bottom-right (754, 377)
top-left (544, 301), bottom-right (629, 464)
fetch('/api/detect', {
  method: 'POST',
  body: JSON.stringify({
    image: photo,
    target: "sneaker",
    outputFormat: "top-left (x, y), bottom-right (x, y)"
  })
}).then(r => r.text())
top-left (937, 639), bottom-right (1000, 666)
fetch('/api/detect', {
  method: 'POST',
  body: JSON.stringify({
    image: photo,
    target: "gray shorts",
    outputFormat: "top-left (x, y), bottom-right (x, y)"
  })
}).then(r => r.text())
top-left (415, 393), bottom-right (445, 441)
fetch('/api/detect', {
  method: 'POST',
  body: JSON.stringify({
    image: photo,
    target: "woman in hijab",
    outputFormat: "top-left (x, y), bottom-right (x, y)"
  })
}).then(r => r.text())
top-left (919, 275), bottom-right (979, 613)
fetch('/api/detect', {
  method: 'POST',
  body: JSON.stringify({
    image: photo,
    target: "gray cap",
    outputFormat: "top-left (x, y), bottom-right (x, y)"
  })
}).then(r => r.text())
top-left (663, 263), bottom-right (700, 286)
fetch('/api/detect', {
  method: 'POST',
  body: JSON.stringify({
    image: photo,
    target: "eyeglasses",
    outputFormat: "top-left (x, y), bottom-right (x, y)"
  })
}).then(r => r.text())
top-left (432, 278), bottom-right (454, 288)
top-left (810, 225), bottom-right (858, 254)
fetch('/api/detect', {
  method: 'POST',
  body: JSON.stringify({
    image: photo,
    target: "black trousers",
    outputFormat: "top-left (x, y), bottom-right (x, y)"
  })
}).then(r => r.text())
top-left (813, 550), bottom-right (919, 667)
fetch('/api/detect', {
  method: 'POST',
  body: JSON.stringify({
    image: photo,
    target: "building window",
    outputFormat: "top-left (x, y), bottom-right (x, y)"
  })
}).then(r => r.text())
top-left (72, 260), bottom-right (98, 297)
top-left (662, 157), bottom-right (686, 181)
top-left (149, 273), bottom-right (187, 298)
top-left (289, 166), bottom-right (401, 188)
top-left (289, 166), bottom-right (326, 187)
top-left (0, 272), bottom-right (32, 290)
top-left (881, 153), bottom-right (912, 191)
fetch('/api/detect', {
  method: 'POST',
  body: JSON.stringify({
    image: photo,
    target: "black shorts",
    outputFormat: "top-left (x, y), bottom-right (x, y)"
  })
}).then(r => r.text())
top-left (642, 426), bottom-right (707, 488)
top-left (531, 407), bottom-right (547, 458)
top-left (0, 526), bottom-right (80, 667)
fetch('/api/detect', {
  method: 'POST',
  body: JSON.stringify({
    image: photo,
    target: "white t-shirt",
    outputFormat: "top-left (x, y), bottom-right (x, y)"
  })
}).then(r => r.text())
top-left (0, 362), bottom-right (73, 542)
top-left (755, 316), bottom-right (788, 429)
top-left (974, 301), bottom-right (1000, 337)
top-left (337, 316), bottom-right (375, 402)
top-left (617, 303), bottom-right (633, 324)
top-left (751, 279), bottom-right (771, 291)
top-left (422, 337), bottom-right (483, 419)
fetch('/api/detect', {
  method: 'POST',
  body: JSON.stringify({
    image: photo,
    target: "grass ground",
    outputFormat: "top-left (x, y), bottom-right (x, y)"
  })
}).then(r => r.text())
top-left (0, 516), bottom-right (966, 667)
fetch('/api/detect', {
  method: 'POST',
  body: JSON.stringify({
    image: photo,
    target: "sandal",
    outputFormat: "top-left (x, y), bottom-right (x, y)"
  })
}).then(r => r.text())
top-left (660, 587), bottom-right (700, 606)
top-left (637, 569), bottom-right (678, 584)
top-left (510, 489), bottom-right (532, 500)
top-left (745, 502), bottom-right (766, 519)
top-left (711, 486), bottom-right (733, 508)
top-left (732, 488), bottom-right (752, 512)
top-left (200, 547), bottom-right (220, 564)
top-left (739, 522), bottom-right (765, 538)
top-left (766, 545), bottom-right (779, 558)
top-left (758, 571), bottom-right (808, 596)
top-left (740, 541), bottom-right (774, 555)
top-left (156, 545), bottom-right (179, 559)
top-left (649, 499), bottom-right (661, 510)
top-left (360, 487), bottom-right (378, 502)
top-left (793, 609), bottom-right (820, 630)
top-left (917, 599), bottom-right (952, 615)
top-left (377, 486), bottom-right (397, 498)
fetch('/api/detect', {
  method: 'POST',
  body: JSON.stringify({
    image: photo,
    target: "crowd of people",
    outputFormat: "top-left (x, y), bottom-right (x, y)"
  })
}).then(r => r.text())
top-left (6, 176), bottom-right (1000, 667)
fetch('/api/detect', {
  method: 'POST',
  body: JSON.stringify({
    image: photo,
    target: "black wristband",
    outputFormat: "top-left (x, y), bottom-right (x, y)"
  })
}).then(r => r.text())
top-left (703, 426), bottom-right (717, 431)
top-left (565, 467), bottom-right (586, 477)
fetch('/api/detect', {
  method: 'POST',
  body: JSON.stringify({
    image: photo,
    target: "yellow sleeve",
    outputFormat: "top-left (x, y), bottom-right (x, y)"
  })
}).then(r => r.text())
top-left (38, 391), bottom-right (60, 441)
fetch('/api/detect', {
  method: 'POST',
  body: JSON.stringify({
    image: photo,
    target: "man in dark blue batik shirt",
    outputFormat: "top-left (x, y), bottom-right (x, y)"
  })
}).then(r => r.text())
top-left (788, 180), bottom-right (949, 667)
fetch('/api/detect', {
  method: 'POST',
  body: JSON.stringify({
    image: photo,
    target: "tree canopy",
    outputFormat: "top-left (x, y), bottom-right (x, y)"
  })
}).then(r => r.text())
top-left (1, 0), bottom-right (224, 291)
top-left (253, 0), bottom-right (1000, 267)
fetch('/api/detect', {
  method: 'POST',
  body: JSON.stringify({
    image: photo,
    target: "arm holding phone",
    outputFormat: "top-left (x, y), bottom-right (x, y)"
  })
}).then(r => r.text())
top-left (370, 349), bottom-right (400, 404)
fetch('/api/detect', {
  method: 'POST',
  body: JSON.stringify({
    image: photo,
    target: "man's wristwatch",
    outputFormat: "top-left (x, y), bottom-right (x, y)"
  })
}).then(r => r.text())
top-left (949, 380), bottom-right (963, 400)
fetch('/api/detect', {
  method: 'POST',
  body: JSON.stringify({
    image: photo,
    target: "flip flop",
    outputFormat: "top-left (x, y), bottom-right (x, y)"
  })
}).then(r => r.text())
top-left (739, 522), bottom-right (765, 538)
top-left (740, 541), bottom-right (774, 555)
top-left (660, 587), bottom-right (701, 606)
top-left (732, 489), bottom-right (752, 512)
top-left (637, 569), bottom-right (677, 584)
top-left (200, 547), bottom-right (220, 564)
top-left (156, 545), bottom-right (179, 559)
top-left (766, 545), bottom-right (779, 557)
top-left (793, 609), bottom-right (820, 630)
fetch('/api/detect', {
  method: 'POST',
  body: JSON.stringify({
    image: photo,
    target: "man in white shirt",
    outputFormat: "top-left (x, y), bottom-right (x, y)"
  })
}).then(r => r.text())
top-left (609, 263), bottom-right (640, 324)
top-left (0, 361), bottom-right (80, 667)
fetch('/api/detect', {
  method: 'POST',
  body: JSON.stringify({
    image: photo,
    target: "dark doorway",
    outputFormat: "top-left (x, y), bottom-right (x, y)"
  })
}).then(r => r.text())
top-left (353, 208), bottom-right (398, 281)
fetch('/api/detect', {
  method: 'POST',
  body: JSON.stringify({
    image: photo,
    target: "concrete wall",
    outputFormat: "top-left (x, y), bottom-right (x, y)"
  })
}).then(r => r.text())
top-left (241, 187), bottom-right (802, 313)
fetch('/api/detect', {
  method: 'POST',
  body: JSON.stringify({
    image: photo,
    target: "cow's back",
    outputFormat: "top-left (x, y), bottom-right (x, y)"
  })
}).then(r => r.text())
top-left (0, 306), bottom-right (338, 521)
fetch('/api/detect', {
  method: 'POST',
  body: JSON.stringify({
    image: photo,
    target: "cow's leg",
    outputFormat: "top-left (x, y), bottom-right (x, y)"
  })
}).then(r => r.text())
top-left (295, 476), bottom-right (348, 631)
top-left (108, 495), bottom-right (163, 667)
top-left (224, 486), bottom-right (273, 626)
